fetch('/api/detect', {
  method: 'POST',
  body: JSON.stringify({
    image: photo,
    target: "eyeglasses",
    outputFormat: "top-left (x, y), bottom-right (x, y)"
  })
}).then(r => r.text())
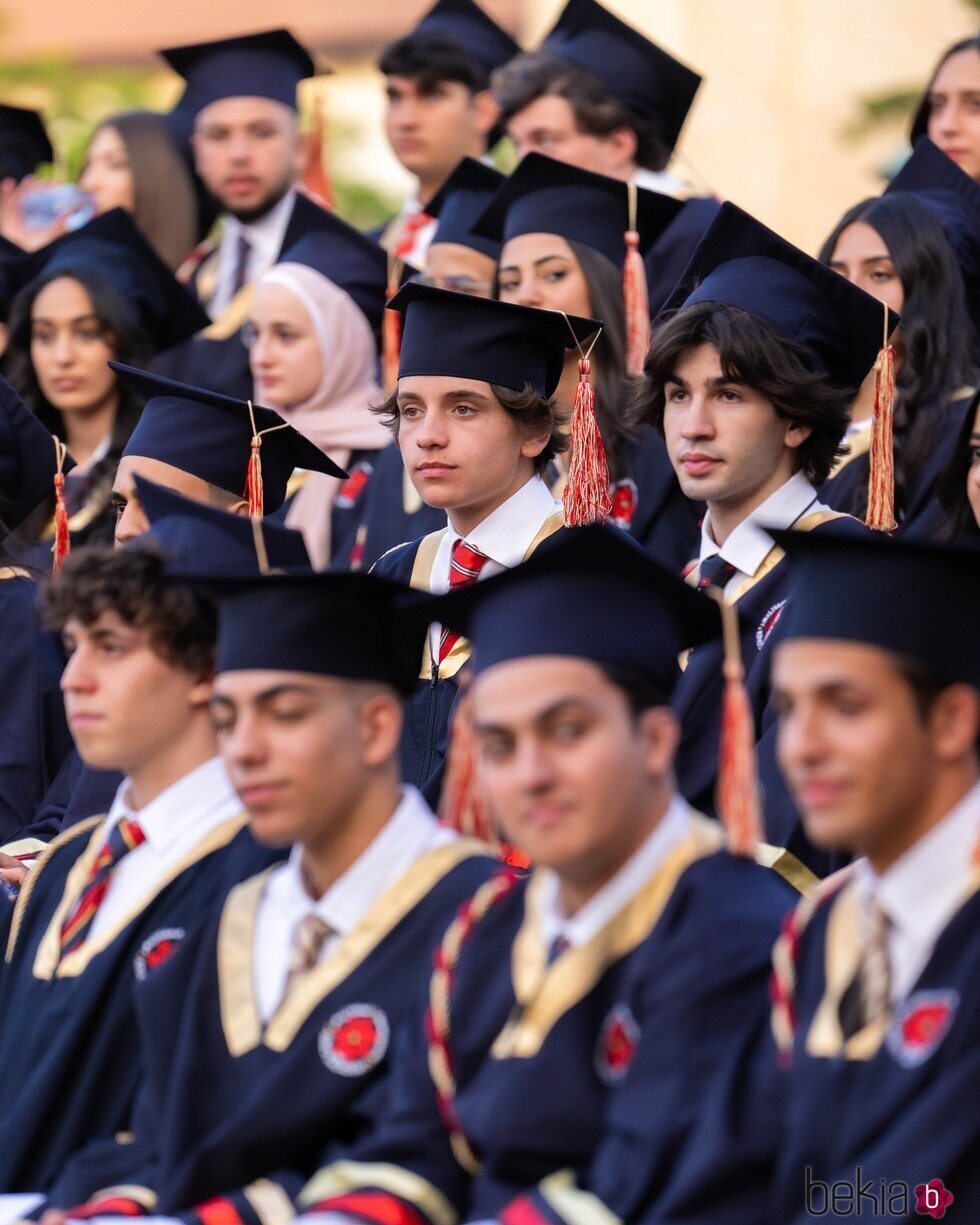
top-left (413, 273), bottom-right (494, 298)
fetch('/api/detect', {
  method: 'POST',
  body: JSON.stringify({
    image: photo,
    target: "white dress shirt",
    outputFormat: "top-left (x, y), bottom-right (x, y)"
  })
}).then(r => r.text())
top-left (427, 475), bottom-right (561, 659)
top-left (253, 786), bottom-right (453, 1021)
top-left (209, 188), bottom-right (297, 315)
top-left (855, 781), bottom-right (980, 1004)
top-left (698, 471), bottom-right (830, 599)
top-left (536, 794), bottom-right (693, 953)
top-left (88, 756), bottom-right (242, 943)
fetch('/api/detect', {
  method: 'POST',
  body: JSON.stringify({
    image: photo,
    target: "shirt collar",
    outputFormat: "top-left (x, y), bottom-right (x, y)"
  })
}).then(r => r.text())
top-left (699, 471), bottom-right (820, 577)
top-left (536, 793), bottom-right (694, 951)
top-left (108, 756), bottom-right (238, 851)
top-left (450, 476), bottom-right (560, 569)
top-left (857, 780), bottom-right (980, 945)
top-left (224, 188), bottom-right (296, 257)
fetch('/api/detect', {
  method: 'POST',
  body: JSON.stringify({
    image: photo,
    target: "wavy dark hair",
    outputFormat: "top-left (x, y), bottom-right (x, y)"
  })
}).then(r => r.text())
top-left (819, 193), bottom-right (979, 515)
top-left (639, 302), bottom-right (851, 486)
top-left (910, 34), bottom-right (980, 146)
top-left (935, 390), bottom-right (980, 540)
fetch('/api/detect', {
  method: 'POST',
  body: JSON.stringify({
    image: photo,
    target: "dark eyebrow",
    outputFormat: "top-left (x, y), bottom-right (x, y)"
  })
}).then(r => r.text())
top-left (473, 695), bottom-right (596, 737)
top-left (211, 682), bottom-right (318, 710)
top-left (31, 313), bottom-right (101, 327)
top-left (499, 253), bottom-right (573, 276)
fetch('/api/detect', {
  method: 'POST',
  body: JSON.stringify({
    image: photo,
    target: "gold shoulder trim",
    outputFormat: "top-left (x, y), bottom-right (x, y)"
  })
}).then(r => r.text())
top-left (285, 470), bottom-right (310, 501)
top-left (727, 509), bottom-right (852, 606)
top-left (34, 813), bottom-right (248, 980)
top-left (539, 1170), bottom-right (621, 1225)
top-left (494, 814), bottom-right (725, 1059)
top-left (0, 566), bottom-right (31, 581)
top-left (299, 1160), bottom-right (457, 1225)
top-left (90, 1185), bottom-right (158, 1212)
top-left (409, 530), bottom-right (449, 592)
top-left (242, 1179), bottom-right (295, 1225)
top-left (220, 839), bottom-right (487, 1055)
top-left (202, 284), bottom-right (255, 341)
top-left (403, 466), bottom-right (424, 515)
top-left (6, 816), bottom-right (103, 963)
top-left (753, 843), bottom-right (818, 895)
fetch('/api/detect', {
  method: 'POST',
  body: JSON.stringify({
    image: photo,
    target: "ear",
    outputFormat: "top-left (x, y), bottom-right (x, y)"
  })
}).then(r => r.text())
top-left (359, 692), bottom-right (405, 767)
top-left (519, 428), bottom-right (552, 461)
top-left (929, 684), bottom-right (980, 763)
top-left (638, 705), bottom-right (681, 780)
top-left (293, 126), bottom-right (310, 179)
top-left (471, 89), bottom-right (502, 141)
top-left (188, 670), bottom-right (215, 711)
top-left (783, 420), bottom-right (813, 452)
top-left (229, 499), bottom-right (251, 518)
top-left (606, 126), bottom-right (638, 173)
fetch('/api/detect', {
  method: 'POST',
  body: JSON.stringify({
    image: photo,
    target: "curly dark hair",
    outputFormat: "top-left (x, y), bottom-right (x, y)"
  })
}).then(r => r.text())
top-left (372, 380), bottom-right (569, 474)
top-left (819, 193), bottom-right (978, 516)
top-left (42, 543), bottom-right (216, 676)
top-left (638, 302), bottom-right (851, 486)
top-left (492, 52), bottom-right (672, 171)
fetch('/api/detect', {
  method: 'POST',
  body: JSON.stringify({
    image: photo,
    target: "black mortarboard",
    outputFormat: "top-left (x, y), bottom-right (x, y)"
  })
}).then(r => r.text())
top-left (12, 209), bottom-right (210, 352)
top-left (427, 157), bottom-right (505, 259)
top-left (886, 136), bottom-right (980, 311)
top-left (405, 0), bottom-right (521, 79)
top-left (159, 29), bottom-right (319, 115)
top-left (662, 202), bottom-right (899, 392)
top-left (410, 524), bottom-right (721, 691)
top-left (770, 530), bottom-right (980, 687)
top-left (211, 571), bottom-right (427, 695)
top-left (0, 104), bottom-right (53, 182)
top-left (389, 281), bottom-right (599, 396)
top-left (112, 363), bottom-right (346, 511)
top-left (0, 376), bottom-right (74, 529)
top-left (135, 474), bottom-right (310, 575)
top-left (474, 151), bottom-right (684, 266)
top-left (276, 222), bottom-right (388, 336)
top-left (541, 0), bottom-right (701, 152)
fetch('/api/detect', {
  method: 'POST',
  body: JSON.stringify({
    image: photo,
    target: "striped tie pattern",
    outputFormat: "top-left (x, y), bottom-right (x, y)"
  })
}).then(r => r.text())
top-left (284, 914), bottom-right (333, 994)
top-left (60, 818), bottom-right (146, 956)
top-left (438, 539), bottom-right (491, 663)
top-left (858, 897), bottom-right (892, 1029)
top-left (696, 554), bottom-right (737, 591)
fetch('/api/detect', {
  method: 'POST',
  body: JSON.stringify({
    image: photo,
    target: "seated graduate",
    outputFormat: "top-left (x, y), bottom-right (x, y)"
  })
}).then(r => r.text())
top-left (0, 486), bottom-right (310, 1194)
top-left (927, 388), bottom-right (980, 542)
top-left (636, 202), bottom-right (893, 866)
top-left (769, 533), bottom-right (980, 1222)
top-left (475, 151), bottom-right (701, 566)
top-left (38, 563), bottom-right (498, 1221)
top-left (370, 283), bottom-right (598, 806)
top-left (293, 526), bottom-right (804, 1225)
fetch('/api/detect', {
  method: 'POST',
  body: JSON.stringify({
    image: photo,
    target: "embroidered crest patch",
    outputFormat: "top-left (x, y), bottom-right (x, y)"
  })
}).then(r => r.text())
top-left (319, 1003), bottom-right (390, 1077)
top-left (756, 599), bottom-right (788, 650)
top-left (335, 461), bottom-right (374, 510)
top-left (595, 1004), bottom-right (640, 1084)
top-left (609, 479), bottom-right (638, 530)
top-left (886, 990), bottom-right (959, 1068)
top-left (133, 927), bottom-right (185, 980)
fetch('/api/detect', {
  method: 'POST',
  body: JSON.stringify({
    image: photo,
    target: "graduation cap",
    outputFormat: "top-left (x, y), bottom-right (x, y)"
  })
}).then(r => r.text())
top-left (427, 157), bottom-right (505, 260)
top-left (210, 570), bottom-right (427, 695)
top-left (475, 151), bottom-right (684, 372)
top-left (0, 104), bottom-right (53, 182)
top-left (275, 223), bottom-right (388, 337)
top-left (0, 376), bottom-right (74, 537)
top-left (403, 0), bottom-right (521, 79)
top-left (135, 474), bottom-right (311, 576)
top-left (541, 0), bottom-right (701, 153)
top-left (11, 209), bottom-right (210, 353)
top-left (111, 363), bottom-right (347, 514)
top-left (770, 529), bottom-right (980, 688)
top-left (159, 29), bottom-right (320, 116)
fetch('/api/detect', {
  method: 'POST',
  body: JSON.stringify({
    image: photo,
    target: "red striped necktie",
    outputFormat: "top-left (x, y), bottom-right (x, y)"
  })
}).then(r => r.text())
top-left (59, 817), bottom-right (146, 956)
top-left (438, 538), bottom-right (491, 663)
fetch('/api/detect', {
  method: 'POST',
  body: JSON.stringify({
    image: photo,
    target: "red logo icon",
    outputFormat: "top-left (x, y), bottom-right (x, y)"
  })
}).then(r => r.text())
top-left (915, 1179), bottom-right (953, 1218)
top-left (609, 479), bottom-right (638, 530)
top-left (595, 1004), bottom-right (640, 1084)
top-left (887, 991), bottom-right (959, 1067)
top-left (319, 1003), bottom-right (390, 1077)
top-left (133, 927), bottom-right (185, 980)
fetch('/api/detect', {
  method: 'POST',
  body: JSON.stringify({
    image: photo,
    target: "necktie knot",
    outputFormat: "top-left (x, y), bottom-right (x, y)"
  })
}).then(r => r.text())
top-left (59, 817), bottom-right (146, 956)
top-left (439, 540), bottom-right (491, 664)
top-left (285, 913), bottom-right (333, 994)
top-left (696, 553), bottom-right (737, 591)
top-left (232, 232), bottom-right (252, 295)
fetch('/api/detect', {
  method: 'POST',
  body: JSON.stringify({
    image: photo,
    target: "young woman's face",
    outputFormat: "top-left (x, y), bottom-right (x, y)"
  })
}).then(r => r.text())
top-left (926, 48), bottom-right (980, 182)
top-left (497, 233), bottom-right (593, 318)
top-left (423, 242), bottom-right (496, 298)
top-left (247, 281), bottom-right (323, 410)
top-left (967, 402), bottom-right (980, 528)
top-left (30, 276), bottom-right (118, 415)
top-left (827, 221), bottom-right (905, 315)
top-left (80, 125), bottom-right (135, 214)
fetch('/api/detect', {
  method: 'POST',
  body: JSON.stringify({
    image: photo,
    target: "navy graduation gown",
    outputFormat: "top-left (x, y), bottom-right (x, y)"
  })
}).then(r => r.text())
top-left (609, 426), bottom-right (701, 569)
top-left (10, 750), bottom-right (122, 853)
top-left (46, 842), bottom-right (497, 1220)
top-left (372, 513), bottom-right (566, 807)
top-left (341, 443), bottom-right (445, 573)
top-left (0, 813), bottom-right (277, 1190)
top-left (645, 196), bottom-right (722, 318)
top-left (772, 872), bottom-right (980, 1223)
top-left (300, 815), bottom-right (799, 1225)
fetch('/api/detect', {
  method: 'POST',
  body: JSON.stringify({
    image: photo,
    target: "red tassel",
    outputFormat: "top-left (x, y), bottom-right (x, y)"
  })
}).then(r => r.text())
top-left (623, 229), bottom-right (649, 377)
top-left (53, 469), bottom-right (70, 574)
top-left (713, 595), bottom-right (762, 857)
top-left (300, 95), bottom-right (334, 210)
top-left (244, 436), bottom-right (264, 518)
top-left (866, 342), bottom-right (898, 532)
top-left (562, 357), bottom-right (612, 526)
top-left (383, 285), bottom-right (401, 391)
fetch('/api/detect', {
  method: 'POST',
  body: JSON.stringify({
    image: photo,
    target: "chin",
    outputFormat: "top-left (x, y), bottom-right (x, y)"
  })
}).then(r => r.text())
top-left (245, 811), bottom-right (301, 847)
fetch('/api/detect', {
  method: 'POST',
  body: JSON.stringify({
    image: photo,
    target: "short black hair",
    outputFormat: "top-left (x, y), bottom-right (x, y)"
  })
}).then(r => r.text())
top-left (600, 664), bottom-right (673, 715)
top-left (42, 543), bottom-right (216, 676)
top-left (638, 302), bottom-right (851, 486)
top-left (493, 52), bottom-right (672, 171)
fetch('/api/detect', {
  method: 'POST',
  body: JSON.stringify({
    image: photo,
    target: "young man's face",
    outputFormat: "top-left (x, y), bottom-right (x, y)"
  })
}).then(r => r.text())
top-left (506, 94), bottom-right (635, 180)
top-left (192, 96), bottom-right (302, 222)
top-left (209, 670), bottom-right (401, 849)
top-left (662, 343), bottom-right (811, 524)
top-left (471, 657), bottom-right (678, 894)
top-left (110, 456), bottom-right (246, 546)
top-left (395, 375), bottom-right (549, 531)
top-left (384, 76), bottom-right (497, 193)
top-left (61, 611), bottom-right (211, 776)
top-left (772, 639), bottom-right (978, 868)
